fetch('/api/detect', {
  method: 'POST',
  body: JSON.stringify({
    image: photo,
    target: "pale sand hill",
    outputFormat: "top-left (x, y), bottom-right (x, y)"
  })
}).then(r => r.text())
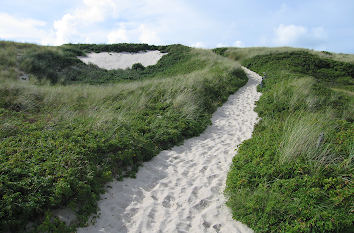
top-left (77, 67), bottom-right (262, 233)
top-left (78, 51), bottom-right (167, 70)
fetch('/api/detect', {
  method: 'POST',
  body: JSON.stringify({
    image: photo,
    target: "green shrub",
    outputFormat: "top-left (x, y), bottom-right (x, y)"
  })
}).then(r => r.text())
top-left (243, 51), bottom-right (354, 82)
top-left (132, 63), bottom-right (145, 70)
top-left (19, 49), bottom-right (80, 83)
top-left (212, 47), bottom-right (228, 56)
top-left (226, 51), bottom-right (353, 232)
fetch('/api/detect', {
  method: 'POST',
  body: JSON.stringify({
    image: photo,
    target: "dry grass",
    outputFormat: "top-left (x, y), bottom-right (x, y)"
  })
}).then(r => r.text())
top-left (0, 47), bottom-right (240, 130)
top-left (279, 113), bottom-right (337, 167)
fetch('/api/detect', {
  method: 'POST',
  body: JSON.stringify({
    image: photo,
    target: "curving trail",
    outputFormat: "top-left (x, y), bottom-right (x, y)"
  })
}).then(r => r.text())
top-left (78, 67), bottom-right (262, 233)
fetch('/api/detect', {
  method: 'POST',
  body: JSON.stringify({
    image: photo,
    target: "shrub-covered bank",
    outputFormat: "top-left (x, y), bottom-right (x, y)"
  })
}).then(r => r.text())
top-left (19, 43), bottom-right (205, 84)
top-left (225, 50), bottom-right (353, 232)
top-left (0, 42), bottom-right (247, 232)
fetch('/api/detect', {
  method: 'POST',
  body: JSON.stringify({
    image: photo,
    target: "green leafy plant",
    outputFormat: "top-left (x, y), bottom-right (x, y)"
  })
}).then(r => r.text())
top-left (132, 63), bottom-right (145, 70)
top-left (225, 50), bottom-right (353, 232)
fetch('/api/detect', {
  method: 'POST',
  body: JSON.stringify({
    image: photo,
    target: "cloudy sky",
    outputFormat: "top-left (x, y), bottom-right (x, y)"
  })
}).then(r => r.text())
top-left (1, 0), bottom-right (353, 53)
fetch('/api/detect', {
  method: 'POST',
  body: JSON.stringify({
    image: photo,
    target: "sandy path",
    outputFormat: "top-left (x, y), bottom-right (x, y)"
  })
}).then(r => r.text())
top-left (78, 67), bottom-right (262, 233)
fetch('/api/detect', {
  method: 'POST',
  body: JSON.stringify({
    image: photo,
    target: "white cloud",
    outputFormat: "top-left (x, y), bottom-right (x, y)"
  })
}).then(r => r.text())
top-left (233, 40), bottom-right (244, 47)
top-left (216, 40), bottom-right (244, 48)
top-left (80, 0), bottom-right (118, 22)
top-left (274, 24), bottom-right (307, 45)
top-left (77, 0), bottom-right (211, 46)
top-left (273, 24), bottom-right (327, 48)
top-left (107, 27), bottom-right (129, 44)
top-left (44, 0), bottom-right (119, 45)
top-left (216, 43), bottom-right (227, 48)
top-left (0, 13), bottom-right (47, 41)
top-left (191, 42), bottom-right (206, 48)
top-left (106, 23), bottom-right (160, 44)
top-left (43, 0), bottom-right (180, 45)
top-left (0, 0), bottom-right (214, 46)
top-left (104, 0), bottom-right (206, 45)
top-left (137, 24), bottom-right (160, 44)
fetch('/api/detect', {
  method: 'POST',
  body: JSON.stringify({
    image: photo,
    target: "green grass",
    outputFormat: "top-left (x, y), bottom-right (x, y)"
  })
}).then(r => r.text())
top-left (0, 41), bottom-right (247, 232)
top-left (224, 49), bottom-right (353, 232)
top-left (214, 46), bottom-right (354, 64)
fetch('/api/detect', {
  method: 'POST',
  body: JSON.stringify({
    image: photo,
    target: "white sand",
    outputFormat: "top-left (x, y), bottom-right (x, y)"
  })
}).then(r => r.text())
top-left (77, 67), bottom-right (262, 233)
top-left (78, 51), bottom-right (167, 70)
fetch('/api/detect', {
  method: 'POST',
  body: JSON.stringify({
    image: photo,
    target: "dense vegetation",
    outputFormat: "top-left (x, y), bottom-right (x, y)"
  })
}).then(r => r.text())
top-left (214, 46), bottom-right (354, 64)
top-left (63, 43), bottom-right (162, 54)
top-left (0, 41), bottom-right (247, 232)
top-left (225, 49), bottom-right (353, 232)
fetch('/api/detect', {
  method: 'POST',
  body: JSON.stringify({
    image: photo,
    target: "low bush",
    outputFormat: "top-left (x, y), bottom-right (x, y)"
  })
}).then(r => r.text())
top-left (132, 63), bottom-right (145, 70)
top-left (20, 49), bottom-right (80, 83)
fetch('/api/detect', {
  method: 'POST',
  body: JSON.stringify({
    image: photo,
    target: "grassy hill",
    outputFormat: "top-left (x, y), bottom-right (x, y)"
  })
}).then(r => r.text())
top-left (0, 41), bottom-right (247, 232)
top-left (1, 41), bottom-right (353, 233)
top-left (221, 48), bottom-right (353, 232)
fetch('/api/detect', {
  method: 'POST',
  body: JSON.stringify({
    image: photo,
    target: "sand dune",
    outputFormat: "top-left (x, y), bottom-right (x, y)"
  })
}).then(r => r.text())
top-left (77, 67), bottom-right (262, 233)
top-left (78, 51), bottom-right (167, 70)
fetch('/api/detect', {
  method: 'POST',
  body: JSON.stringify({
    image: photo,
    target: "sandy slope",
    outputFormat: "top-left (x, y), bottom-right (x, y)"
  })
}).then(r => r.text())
top-left (78, 67), bottom-right (262, 233)
top-left (78, 51), bottom-right (167, 70)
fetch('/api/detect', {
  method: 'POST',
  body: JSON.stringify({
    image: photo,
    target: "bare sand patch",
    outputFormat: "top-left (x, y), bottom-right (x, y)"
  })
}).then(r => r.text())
top-left (77, 67), bottom-right (262, 233)
top-left (78, 51), bottom-right (167, 70)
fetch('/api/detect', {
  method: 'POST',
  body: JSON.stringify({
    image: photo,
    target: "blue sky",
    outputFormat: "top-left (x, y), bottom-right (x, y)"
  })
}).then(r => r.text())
top-left (1, 0), bottom-right (353, 53)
